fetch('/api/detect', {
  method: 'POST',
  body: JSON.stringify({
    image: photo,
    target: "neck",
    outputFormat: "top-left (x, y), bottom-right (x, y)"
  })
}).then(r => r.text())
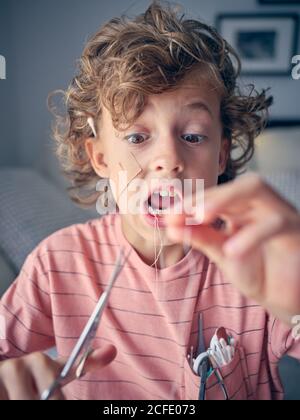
top-left (121, 217), bottom-right (188, 268)
top-left (137, 242), bottom-right (187, 269)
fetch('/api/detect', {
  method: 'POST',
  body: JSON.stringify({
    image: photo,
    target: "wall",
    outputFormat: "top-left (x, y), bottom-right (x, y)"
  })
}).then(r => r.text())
top-left (0, 1), bottom-right (17, 166)
top-left (187, 0), bottom-right (300, 120)
top-left (0, 0), bottom-right (299, 186)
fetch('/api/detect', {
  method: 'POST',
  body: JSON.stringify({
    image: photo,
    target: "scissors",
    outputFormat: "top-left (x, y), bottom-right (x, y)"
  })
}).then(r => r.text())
top-left (40, 247), bottom-right (130, 400)
top-left (196, 313), bottom-right (210, 401)
top-left (195, 314), bottom-right (229, 400)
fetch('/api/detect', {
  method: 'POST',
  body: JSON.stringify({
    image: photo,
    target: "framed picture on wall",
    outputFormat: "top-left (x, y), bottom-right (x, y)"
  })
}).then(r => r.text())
top-left (216, 13), bottom-right (299, 76)
top-left (258, 1), bottom-right (300, 4)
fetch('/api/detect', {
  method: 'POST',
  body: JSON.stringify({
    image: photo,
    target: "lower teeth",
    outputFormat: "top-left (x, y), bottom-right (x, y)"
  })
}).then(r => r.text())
top-left (148, 205), bottom-right (168, 216)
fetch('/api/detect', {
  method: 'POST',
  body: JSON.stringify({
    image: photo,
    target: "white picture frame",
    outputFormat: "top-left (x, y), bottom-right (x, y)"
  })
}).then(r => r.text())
top-left (216, 13), bottom-right (299, 76)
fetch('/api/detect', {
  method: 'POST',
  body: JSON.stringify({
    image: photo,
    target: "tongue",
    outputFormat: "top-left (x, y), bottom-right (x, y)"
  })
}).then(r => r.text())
top-left (149, 194), bottom-right (175, 210)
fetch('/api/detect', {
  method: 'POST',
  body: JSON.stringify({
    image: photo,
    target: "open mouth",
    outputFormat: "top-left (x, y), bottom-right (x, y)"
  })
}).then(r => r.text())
top-left (144, 186), bottom-right (182, 217)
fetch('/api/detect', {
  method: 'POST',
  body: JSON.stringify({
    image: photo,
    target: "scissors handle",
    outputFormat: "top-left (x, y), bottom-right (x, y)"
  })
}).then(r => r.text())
top-left (198, 357), bottom-right (209, 401)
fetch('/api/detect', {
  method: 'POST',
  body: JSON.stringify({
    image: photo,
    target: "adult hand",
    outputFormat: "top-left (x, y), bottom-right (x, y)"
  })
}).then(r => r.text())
top-left (166, 174), bottom-right (300, 325)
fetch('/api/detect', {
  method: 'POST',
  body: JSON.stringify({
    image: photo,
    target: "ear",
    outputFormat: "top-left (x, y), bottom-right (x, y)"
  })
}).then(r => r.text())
top-left (218, 137), bottom-right (230, 176)
top-left (85, 137), bottom-right (110, 179)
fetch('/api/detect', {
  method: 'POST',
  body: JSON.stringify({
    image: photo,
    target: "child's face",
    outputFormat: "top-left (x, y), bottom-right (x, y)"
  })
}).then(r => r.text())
top-left (86, 73), bottom-right (229, 248)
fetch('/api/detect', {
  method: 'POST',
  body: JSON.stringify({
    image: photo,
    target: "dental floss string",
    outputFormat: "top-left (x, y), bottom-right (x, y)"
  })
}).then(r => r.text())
top-left (151, 213), bottom-right (164, 296)
top-left (151, 214), bottom-right (163, 268)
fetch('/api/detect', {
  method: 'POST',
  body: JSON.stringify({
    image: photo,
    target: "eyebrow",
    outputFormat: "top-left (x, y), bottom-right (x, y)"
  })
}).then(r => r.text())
top-left (182, 101), bottom-right (213, 118)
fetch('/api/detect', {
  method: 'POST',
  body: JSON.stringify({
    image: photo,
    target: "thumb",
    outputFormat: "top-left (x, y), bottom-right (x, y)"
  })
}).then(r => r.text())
top-left (166, 214), bottom-right (227, 265)
top-left (77, 344), bottom-right (117, 378)
top-left (57, 344), bottom-right (117, 384)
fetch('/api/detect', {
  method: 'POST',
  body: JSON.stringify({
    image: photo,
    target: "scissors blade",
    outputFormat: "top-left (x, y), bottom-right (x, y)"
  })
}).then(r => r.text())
top-left (41, 247), bottom-right (130, 400)
top-left (197, 312), bottom-right (205, 355)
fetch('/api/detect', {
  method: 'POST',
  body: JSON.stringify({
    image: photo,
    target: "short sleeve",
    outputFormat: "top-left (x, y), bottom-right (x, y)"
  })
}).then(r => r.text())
top-left (268, 316), bottom-right (300, 362)
top-left (0, 250), bottom-right (55, 360)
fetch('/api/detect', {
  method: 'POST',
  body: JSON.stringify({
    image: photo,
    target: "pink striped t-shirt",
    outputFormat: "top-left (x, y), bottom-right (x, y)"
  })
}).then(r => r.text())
top-left (0, 213), bottom-right (299, 400)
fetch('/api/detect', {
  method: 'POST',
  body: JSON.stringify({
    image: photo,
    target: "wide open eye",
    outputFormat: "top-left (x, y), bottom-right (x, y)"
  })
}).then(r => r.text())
top-left (124, 133), bottom-right (149, 145)
top-left (181, 134), bottom-right (207, 144)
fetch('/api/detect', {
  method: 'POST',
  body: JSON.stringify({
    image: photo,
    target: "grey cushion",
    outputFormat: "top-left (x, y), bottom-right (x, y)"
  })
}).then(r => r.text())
top-left (279, 356), bottom-right (300, 400)
top-left (0, 167), bottom-right (97, 273)
top-left (0, 251), bottom-right (15, 296)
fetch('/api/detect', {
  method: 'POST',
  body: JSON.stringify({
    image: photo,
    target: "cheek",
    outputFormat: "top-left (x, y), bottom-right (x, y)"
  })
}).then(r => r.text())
top-left (106, 142), bottom-right (123, 166)
top-left (107, 147), bottom-right (143, 207)
top-left (188, 144), bottom-right (221, 187)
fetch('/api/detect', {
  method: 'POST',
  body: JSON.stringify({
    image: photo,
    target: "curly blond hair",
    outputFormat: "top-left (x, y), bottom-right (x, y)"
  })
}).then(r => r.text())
top-left (50, 0), bottom-right (273, 207)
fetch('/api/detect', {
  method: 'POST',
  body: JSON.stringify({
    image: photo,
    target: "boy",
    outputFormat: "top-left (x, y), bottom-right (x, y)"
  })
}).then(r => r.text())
top-left (0, 2), bottom-right (299, 400)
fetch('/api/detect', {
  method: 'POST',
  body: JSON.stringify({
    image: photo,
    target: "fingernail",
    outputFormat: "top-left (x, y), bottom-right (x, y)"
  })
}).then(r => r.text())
top-left (75, 349), bottom-right (94, 379)
top-left (76, 364), bottom-right (85, 379)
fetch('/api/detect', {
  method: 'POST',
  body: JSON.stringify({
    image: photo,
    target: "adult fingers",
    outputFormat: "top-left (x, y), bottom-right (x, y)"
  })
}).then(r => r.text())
top-left (204, 174), bottom-right (296, 223)
top-left (223, 214), bottom-right (297, 258)
top-left (166, 214), bottom-right (228, 265)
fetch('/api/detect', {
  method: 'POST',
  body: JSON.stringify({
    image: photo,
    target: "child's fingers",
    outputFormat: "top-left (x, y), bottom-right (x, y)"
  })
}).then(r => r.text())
top-left (73, 344), bottom-right (117, 379)
top-left (27, 353), bottom-right (65, 400)
top-left (0, 385), bottom-right (8, 400)
top-left (54, 344), bottom-right (117, 386)
top-left (0, 344), bottom-right (118, 400)
top-left (38, 345), bottom-right (117, 400)
top-left (0, 358), bottom-right (39, 400)
top-left (0, 377), bottom-right (8, 400)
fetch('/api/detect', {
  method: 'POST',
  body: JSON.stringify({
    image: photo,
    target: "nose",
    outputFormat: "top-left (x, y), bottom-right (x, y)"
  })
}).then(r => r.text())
top-left (149, 136), bottom-right (184, 176)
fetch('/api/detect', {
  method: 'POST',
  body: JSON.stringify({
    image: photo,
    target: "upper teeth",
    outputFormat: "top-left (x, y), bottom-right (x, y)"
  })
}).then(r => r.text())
top-left (153, 190), bottom-right (176, 198)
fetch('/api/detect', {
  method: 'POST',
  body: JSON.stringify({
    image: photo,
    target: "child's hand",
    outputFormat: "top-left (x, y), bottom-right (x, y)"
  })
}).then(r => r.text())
top-left (166, 173), bottom-right (300, 325)
top-left (0, 344), bottom-right (116, 400)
